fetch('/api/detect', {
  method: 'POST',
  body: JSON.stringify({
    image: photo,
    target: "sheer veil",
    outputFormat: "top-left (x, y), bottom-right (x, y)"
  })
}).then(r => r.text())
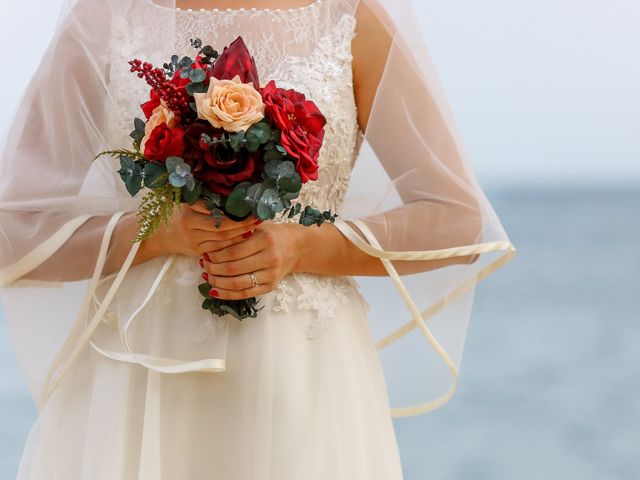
top-left (0, 0), bottom-right (515, 417)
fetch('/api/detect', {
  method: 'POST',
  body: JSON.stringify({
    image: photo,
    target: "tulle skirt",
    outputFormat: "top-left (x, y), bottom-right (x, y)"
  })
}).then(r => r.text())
top-left (15, 259), bottom-right (404, 479)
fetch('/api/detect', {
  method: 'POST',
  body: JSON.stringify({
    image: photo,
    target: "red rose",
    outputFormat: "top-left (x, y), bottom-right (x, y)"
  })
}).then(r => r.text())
top-left (261, 80), bottom-right (326, 183)
top-left (141, 90), bottom-right (161, 119)
top-left (211, 36), bottom-right (260, 90)
top-left (182, 123), bottom-right (262, 196)
top-left (144, 123), bottom-right (185, 162)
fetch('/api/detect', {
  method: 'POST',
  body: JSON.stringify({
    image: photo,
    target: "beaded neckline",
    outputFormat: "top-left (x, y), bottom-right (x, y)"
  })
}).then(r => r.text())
top-left (148, 0), bottom-right (325, 14)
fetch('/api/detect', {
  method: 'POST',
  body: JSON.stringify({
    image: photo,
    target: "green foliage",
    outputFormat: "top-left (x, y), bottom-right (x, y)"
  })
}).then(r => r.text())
top-left (225, 183), bottom-right (252, 217)
top-left (130, 118), bottom-right (146, 151)
top-left (143, 162), bottom-right (167, 189)
top-left (93, 148), bottom-right (144, 162)
top-left (134, 183), bottom-right (182, 242)
top-left (166, 156), bottom-right (196, 191)
top-left (198, 282), bottom-right (262, 320)
top-left (118, 156), bottom-right (143, 196)
top-left (189, 68), bottom-right (206, 83)
top-left (186, 81), bottom-right (207, 96)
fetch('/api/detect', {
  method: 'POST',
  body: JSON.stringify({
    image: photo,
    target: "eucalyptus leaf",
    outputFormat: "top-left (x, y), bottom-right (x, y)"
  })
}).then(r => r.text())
top-left (168, 172), bottom-right (187, 188)
top-left (202, 45), bottom-right (217, 57)
top-left (246, 183), bottom-right (265, 207)
top-left (281, 191), bottom-right (299, 201)
top-left (263, 147), bottom-right (283, 163)
top-left (246, 122), bottom-right (271, 144)
top-left (185, 175), bottom-right (196, 192)
top-left (186, 82), bottom-right (207, 96)
top-left (117, 156), bottom-right (143, 196)
top-left (262, 177), bottom-right (276, 189)
top-left (276, 161), bottom-right (296, 179)
top-left (166, 156), bottom-right (188, 173)
top-left (258, 188), bottom-right (283, 219)
top-left (229, 131), bottom-right (245, 152)
top-left (189, 68), bottom-right (207, 83)
top-left (179, 56), bottom-right (193, 68)
top-left (277, 172), bottom-right (302, 193)
top-left (225, 186), bottom-right (251, 217)
top-left (143, 162), bottom-right (166, 189)
top-left (182, 181), bottom-right (201, 204)
top-left (264, 160), bottom-right (281, 179)
top-left (134, 117), bottom-right (145, 133)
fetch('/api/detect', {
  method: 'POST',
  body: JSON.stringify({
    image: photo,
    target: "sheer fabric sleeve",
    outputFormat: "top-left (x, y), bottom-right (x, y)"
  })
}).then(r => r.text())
top-left (333, 0), bottom-right (516, 416)
top-left (0, 0), bottom-right (180, 412)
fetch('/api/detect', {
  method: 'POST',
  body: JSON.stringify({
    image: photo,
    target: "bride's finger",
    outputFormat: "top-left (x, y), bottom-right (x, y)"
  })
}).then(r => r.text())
top-left (197, 230), bottom-right (254, 254)
top-left (189, 209), bottom-right (259, 232)
top-left (203, 268), bottom-right (272, 292)
top-left (185, 198), bottom-right (212, 214)
top-left (194, 221), bottom-right (258, 242)
top-left (204, 277), bottom-right (275, 300)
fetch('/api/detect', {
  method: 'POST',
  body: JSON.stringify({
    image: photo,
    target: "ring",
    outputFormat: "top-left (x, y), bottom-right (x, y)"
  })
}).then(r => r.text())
top-left (249, 271), bottom-right (259, 288)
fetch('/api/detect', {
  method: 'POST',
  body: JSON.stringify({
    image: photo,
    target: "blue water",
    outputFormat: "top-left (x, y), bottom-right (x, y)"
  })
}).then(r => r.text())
top-left (1, 186), bottom-right (639, 479)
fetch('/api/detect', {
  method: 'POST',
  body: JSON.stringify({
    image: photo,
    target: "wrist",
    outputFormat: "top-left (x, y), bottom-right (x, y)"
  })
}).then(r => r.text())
top-left (289, 222), bottom-right (316, 274)
top-left (131, 217), bottom-right (169, 262)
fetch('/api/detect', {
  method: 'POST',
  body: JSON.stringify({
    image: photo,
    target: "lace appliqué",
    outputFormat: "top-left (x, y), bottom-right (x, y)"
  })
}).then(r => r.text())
top-left (271, 274), bottom-right (357, 339)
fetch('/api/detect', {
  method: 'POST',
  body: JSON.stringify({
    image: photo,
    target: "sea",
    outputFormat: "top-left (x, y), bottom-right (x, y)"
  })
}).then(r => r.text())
top-left (1, 186), bottom-right (639, 479)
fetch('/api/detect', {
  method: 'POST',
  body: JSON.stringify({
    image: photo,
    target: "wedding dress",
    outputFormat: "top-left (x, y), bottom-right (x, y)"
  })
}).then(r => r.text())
top-left (14, 1), bottom-right (406, 478)
top-left (1, 0), bottom-right (517, 477)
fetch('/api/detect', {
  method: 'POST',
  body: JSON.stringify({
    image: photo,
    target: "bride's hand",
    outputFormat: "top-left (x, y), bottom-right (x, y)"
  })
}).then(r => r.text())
top-left (199, 221), bottom-right (302, 300)
top-left (143, 199), bottom-right (260, 258)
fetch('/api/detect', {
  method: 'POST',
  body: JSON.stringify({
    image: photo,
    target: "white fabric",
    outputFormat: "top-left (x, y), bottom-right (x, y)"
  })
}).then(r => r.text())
top-left (0, 0), bottom-right (515, 477)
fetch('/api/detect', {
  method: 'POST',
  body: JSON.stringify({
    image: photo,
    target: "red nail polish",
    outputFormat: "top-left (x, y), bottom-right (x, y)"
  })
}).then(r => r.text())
top-left (203, 252), bottom-right (210, 261)
top-left (208, 289), bottom-right (219, 297)
top-left (201, 272), bottom-right (209, 281)
top-left (242, 231), bottom-right (253, 239)
top-left (199, 258), bottom-right (204, 268)
top-left (255, 219), bottom-right (263, 225)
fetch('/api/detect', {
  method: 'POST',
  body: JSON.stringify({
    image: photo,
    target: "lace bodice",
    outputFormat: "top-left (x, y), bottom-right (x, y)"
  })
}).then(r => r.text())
top-left (104, 0), bottom-right (367, 338)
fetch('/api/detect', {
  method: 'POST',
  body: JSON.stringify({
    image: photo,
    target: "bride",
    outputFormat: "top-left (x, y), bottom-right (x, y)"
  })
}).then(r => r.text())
top-left (0, 0), bottom-right (515, 478)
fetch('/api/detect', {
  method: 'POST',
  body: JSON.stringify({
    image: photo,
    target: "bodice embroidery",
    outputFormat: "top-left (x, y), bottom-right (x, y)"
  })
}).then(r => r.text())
top-left (105, 0), bottom-right (367, 339)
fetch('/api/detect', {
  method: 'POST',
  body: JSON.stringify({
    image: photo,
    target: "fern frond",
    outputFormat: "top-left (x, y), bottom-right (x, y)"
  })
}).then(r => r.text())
top-left (134, 184), bottom-right (182, 242)
top-left (94, 149), bottom-right (144, 162)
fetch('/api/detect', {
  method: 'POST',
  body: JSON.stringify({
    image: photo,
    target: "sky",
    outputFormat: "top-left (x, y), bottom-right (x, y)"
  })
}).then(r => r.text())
top-left (0, 0), bottom-right (638, 188)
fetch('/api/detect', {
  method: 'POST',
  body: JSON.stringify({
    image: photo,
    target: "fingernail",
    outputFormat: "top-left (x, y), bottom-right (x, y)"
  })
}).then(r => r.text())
top-left (242, 231), bottom-right (253, 239)
top-left (201, 272), bottom-right (209, 281)
top-left (208, 289), bottom-right (219, 297)
top-left (199, 258), bottom-right (204, 268)
top-left (255, 219), bottom-right (263, 225)
top-left (203, 252), bottom-right (210, 261)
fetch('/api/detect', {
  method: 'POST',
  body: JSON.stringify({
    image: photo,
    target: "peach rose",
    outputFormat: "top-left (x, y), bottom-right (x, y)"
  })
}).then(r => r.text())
top-left (140, 102), bottom-right (176, 153)
top-left (194, 75), bottom-right (265, 132)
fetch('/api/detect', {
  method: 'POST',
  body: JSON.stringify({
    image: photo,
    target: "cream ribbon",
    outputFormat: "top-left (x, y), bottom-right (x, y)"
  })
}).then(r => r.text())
top-left (88, 253), bottom-right (226, 374)
top-left (12, 212), bottom-right (224, 410)
top-left (333, 218), bottom-right (516, 417)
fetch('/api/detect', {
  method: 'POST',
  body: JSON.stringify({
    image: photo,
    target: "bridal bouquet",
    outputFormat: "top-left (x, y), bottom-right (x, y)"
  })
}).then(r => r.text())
top-left (96, 36), bottom-right (336, 320)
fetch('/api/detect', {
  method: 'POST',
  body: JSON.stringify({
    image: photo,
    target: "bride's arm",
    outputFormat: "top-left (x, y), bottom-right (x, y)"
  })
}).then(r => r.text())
top-left (291, 1), bottom-right (479, 277)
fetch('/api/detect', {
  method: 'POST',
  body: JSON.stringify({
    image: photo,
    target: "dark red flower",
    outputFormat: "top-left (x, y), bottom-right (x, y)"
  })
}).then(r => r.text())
top-left (143, 123), bottom-right (185, 162)
top-left (211, 36), bottom-right (260, 90)
top-left (261, 80), bottom-right (326, 183)
top-left (182, 123), bottom-right (262, 196)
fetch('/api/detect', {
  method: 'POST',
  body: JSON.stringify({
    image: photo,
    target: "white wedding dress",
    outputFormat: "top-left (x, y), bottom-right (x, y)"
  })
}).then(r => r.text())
top-left (15, 1), bottom-right (405, 478)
